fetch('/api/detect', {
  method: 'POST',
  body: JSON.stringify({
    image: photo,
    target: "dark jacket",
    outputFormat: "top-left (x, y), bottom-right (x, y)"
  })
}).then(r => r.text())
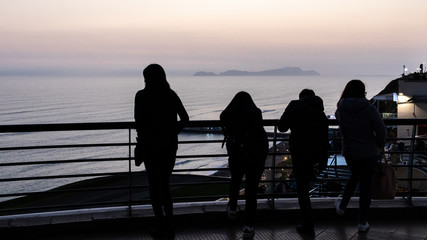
top-left (335, 98), bottom-right (386, 159)
top-left (278, 95), bottom-right (329, 153)
top-left (220, 107), bottom-right (268, 159)
top-left (134, 88), bottom-right (189, 150)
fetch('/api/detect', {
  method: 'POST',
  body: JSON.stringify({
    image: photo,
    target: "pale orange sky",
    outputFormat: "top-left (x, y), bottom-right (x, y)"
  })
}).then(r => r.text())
top-left (1, 0), bottom-right (426, 76)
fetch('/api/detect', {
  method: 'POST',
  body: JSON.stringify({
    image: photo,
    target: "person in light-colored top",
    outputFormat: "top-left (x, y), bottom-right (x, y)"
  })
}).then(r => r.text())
top-left (335, 80), bottom-right (386, 232)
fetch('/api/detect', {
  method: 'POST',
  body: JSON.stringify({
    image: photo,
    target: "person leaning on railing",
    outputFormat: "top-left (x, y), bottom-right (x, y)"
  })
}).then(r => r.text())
top-left (220, 91), bottom-right (269, 239)
top-left (278, 88), bottom-right (329, 238)
top-left (334, 79), bottom-right (386, 232)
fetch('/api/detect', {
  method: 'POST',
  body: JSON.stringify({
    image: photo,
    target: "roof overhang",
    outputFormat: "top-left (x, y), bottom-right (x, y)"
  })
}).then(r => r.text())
top-left (373, 93), bottom-right (398, 101)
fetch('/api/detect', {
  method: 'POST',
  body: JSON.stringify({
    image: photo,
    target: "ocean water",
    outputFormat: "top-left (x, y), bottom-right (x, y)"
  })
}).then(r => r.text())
top-left (0, 74), bottom-right (397, 196)
top-left (0, 74), bottom-right (396, 124)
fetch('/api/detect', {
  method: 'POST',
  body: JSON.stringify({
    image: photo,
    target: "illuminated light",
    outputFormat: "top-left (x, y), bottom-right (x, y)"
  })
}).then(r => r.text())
top-left (397, 93), bottom-right (410, 103)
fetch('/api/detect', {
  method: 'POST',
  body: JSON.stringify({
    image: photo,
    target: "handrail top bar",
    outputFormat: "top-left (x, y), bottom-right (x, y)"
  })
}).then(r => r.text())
top-left (0, 119), bottom-right (426, 133)
top-left (3, 119), bottom-right (281, 133)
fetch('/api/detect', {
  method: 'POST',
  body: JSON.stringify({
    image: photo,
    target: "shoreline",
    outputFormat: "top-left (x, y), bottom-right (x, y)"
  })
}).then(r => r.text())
top-left (0, 172), bottom-right (231, 215)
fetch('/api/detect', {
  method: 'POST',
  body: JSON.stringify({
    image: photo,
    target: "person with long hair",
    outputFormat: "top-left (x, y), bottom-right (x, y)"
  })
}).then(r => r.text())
top-left (134, 64), bottom-right (189, 238)
top-left (335, 79), bottom-right (386, 232)
top-left (220, 91), bottom-right (268, 239)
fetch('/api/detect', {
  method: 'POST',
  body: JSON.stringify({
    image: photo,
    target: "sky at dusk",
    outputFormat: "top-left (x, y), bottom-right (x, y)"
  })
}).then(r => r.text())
top-left (1, 0), bottom-right (426, 76)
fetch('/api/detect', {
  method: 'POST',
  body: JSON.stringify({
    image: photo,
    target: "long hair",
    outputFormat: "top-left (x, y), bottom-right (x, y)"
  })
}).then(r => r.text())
top-left (225, 91), bottom-right (259, 114)
top-left (143, 64), bottom-right (170, 90)
top-left (337, 79), bottom-right (366, 106)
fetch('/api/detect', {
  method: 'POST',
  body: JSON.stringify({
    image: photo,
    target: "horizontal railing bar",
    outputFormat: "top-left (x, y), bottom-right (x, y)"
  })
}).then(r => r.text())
top-left (169, 181), bottom-right (230, 187)
top-left (178, 140), bottom-right (224, 144)
top-left (0, 155), bottom-right (229, 168)
top-left (0, 153), bottom-right (367, 168)
top-left (0, 200), bottom-right (132, 215)
top-left (0, 168), bottom-right (234, 183)
top-left (0, 142), bottom-right (130, 151)
top-left (2, 119), bottom-right (427, 134)
top-left (171, 195), bottom-right (229, 201)
top-left (0, 157), bottom-right (130, 167)
top-left (2, 166), bottom-right (392, 185)
top-left (0, 140), bottom-right (284, 152)
top-left (0, 172), bottom-right (128, 182)
top-left (172, 168), bottom-right (228, 172)
top-left (0, 185), bottom-right (138, 198)
top-left (176, 154), bottom-right (228, 159)
top-left (0, 122), bottom-right (134, 133)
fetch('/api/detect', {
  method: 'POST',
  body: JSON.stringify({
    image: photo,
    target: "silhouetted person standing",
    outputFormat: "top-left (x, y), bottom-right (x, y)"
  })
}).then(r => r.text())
top-left (134, 64), bottom-right (189, 238)
top-left (278, 89), bottom-right (329, 238)
top-left (220, 91), bottom-right (268, 239)
top-left (335, 80), bottom-right (386, 232)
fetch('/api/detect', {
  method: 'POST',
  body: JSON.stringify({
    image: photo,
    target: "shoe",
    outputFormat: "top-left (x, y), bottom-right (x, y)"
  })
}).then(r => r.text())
top-left (226, 202), bottom-right (237, 220)
top-left (243, 225), bottom-right (255, 239)
top-left (335, 199), bottom-right (345, 216)
top-left (296, 224), bottom-right (315, 238)
top-left (358, 222), bottom-right (370, 232)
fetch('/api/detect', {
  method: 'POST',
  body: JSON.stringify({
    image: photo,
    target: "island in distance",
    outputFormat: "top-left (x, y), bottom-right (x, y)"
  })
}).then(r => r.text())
top-left (194, 67), bottom-right (319, 76)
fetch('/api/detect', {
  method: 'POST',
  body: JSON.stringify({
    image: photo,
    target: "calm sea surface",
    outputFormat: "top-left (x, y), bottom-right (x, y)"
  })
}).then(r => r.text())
top-left (0, 74), bottom-right (397, 197)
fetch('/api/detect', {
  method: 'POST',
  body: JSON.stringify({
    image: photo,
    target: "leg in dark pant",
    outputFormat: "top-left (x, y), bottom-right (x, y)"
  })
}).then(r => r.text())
top-left (144, 150), bottom-right (176, 238)
top-left (228, 155), bottom-right (245, 211)
top-left (339, 163), bottom-right (360, 210)
top-left (339, 156), bottom-right (377, 224)
top-left (144, 151), bottom-right (176, 219)
top-left (161, 151), bottom-right (176, 218)
top-left (292, 152), bottom-right (314, 227)
top-left (358, 156), bottom-right (376, 224)
top-left (243, 160), bottom-right (265, 227)
top-left (145, 160), bottom-right (164, 218)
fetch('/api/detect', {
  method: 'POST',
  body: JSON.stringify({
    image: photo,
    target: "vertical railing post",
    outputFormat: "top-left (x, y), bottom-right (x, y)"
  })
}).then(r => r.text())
top-left (128, 128), bottom-right (133, 216)
top-left (270, 124), bottom-right (278, 209)
top-left (333, 154), bottom-right (338, 177)
top-left (407, 123), bottom-right (417, 205)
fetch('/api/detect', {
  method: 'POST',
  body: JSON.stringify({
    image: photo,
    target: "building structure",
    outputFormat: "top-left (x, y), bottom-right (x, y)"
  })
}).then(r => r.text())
top-left (373, 67), bottom-right (427, 192)
top-left (373, 69), bottom-right (427, 138)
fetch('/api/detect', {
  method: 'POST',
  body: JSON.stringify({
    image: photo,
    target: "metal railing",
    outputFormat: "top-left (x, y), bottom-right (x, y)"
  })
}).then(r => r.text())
top-left (0, 119), bottom-right (426, 216)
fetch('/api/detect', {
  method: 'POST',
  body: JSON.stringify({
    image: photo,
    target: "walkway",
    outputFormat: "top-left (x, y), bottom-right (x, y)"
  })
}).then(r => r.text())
top-left (1, 198), bottom-right (427, 240)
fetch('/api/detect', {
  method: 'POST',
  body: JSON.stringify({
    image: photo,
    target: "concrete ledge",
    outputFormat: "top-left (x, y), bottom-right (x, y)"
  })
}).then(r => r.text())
top-left (0, 197), bottom-right (426, 228)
